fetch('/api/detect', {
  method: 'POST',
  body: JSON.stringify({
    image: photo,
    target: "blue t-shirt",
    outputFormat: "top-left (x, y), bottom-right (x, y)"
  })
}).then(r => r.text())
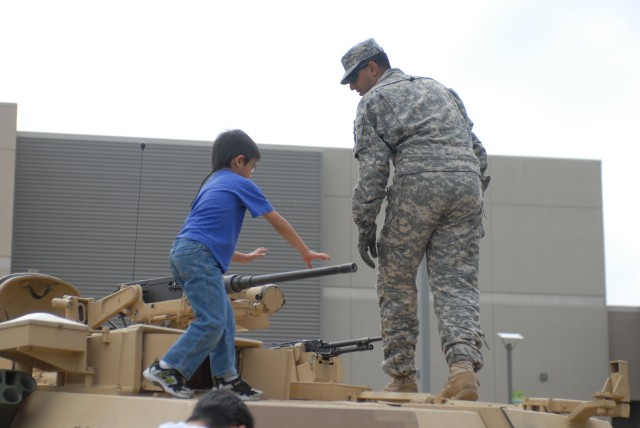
top-left (177, 170), bottom-right (273, 272)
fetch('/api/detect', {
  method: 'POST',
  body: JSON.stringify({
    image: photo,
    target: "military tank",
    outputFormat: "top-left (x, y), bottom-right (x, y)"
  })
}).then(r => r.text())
top-left (0, 263), bottom-right (630, 428)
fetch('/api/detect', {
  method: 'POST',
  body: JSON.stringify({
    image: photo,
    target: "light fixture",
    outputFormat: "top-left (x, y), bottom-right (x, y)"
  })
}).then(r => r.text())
top-left (497, 332), bottom-right (523, 404)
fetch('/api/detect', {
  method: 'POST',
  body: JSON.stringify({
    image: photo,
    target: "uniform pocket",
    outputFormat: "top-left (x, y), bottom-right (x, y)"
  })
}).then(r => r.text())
top-left (353, 114), bottom-right (365, 155)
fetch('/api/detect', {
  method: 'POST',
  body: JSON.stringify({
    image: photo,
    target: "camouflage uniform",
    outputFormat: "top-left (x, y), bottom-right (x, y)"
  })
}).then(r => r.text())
top-left (351, 67), bottom-right (490, 380)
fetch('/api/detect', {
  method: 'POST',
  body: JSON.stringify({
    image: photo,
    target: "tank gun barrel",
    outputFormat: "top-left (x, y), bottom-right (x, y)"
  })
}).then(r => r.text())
top-left (224, 262), bottom-right (358, 293)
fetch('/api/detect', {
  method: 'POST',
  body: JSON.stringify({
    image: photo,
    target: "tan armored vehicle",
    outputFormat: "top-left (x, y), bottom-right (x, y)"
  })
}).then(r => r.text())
top-left (0, 264), bottom-right (630, 428)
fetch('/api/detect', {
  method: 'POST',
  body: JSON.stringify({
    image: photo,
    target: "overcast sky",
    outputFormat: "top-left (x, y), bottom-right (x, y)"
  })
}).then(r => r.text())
top-left (1, 0), bottom-right (638, 305)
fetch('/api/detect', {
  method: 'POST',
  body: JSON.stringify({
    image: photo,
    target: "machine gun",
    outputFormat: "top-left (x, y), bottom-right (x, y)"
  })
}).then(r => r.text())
top-left (272, 336), bottom-right (382, 360)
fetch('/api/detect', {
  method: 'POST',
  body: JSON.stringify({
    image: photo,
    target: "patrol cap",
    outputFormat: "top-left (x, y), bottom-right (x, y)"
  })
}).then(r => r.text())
top-left (340, 38), bottom-right (384, 85)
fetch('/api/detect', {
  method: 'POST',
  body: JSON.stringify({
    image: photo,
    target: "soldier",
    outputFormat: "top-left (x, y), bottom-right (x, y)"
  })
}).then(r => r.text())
top-left (339, 38), bottom-right (490, 400)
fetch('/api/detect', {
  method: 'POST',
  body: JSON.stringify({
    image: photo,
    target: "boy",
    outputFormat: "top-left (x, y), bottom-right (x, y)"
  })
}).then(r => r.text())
top-left (144, 129), bottom-right (330, 400)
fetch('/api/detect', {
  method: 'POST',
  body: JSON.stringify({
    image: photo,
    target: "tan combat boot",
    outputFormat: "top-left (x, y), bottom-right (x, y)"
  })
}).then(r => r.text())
top-left (439, 361), bottom-right (478, 401)
top-left (383, 376), bottom-right (418, 393)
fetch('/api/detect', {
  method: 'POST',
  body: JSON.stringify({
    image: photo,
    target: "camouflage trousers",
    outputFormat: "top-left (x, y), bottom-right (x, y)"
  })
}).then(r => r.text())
top-left (376, 171), bottom-right (484, 379)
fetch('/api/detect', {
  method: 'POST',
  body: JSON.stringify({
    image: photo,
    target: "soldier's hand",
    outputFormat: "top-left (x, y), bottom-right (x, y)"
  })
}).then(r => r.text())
top-left (358, 224), bottom-right (377, 269)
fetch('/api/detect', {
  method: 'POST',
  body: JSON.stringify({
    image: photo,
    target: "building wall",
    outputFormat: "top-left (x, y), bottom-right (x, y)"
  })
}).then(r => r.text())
top-left (477, 156), bottom-right (609, 402)
top-left (0, 103), bottom-right (17, 278)
top-left (609, 307), bottom-right (640, 400)
top-left (320, 148), bottom-right (384, 388)
top-left (321, 150), bottom-right (612, 403)
top-left (11, 133), bottom-right (326, 344)
top-left (609, 307), bottom-right (640, 427)
top-left (1, 105), bottom-right (629, 405)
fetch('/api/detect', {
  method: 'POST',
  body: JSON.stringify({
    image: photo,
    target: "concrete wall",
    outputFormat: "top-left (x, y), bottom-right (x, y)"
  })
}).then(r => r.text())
top-left (609, 307), bottom-right (640, 427)
top-left (475, 156), bottom-right (609, 402)
top-left (609, 307), bottom-right (640, 401)
top-left (321, 150), bottom-right (611, 403)
top-left (0, 103), bottom-right (17, 278)
top-left (321, 148), bottom-right (384, 389)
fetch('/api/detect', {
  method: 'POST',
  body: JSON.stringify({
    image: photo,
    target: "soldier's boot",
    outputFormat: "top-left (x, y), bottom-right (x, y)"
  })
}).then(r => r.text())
top-left (439, 361), bottom-right (478, 401)
top-left (383, 376), bottom-right (418, 393)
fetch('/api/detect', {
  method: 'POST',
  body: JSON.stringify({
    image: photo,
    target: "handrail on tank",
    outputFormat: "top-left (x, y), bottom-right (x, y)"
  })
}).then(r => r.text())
top-left (224, 262), bottom-right (358, 293)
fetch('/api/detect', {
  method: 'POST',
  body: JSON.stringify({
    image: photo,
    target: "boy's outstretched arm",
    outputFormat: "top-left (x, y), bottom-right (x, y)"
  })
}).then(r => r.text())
top-left (233, 247), bottom-right (268, 264)
top-left (263, 210), bottom-right (331, 268)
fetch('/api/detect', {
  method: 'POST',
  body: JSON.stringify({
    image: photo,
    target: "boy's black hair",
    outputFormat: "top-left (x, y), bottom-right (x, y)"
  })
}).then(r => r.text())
top-left (211, 129), bottom-right (261, 172)
top-left (187, 389), bottom-right (254, 428)
top-left (191, 129), bottom-right (261, 207)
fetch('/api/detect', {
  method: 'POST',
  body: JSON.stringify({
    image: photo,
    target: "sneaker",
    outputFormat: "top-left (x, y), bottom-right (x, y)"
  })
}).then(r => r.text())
top-left (214, 376), bottom-right (263, 401)
top-left (143, 360), bottom-right (194, 399)
top-left (383, 376), bottom-right (418, 393)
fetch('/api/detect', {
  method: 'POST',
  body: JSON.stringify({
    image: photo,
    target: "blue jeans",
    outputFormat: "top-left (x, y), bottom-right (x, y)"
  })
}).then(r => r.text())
top-left (163, 238), bottom-right (237, 380)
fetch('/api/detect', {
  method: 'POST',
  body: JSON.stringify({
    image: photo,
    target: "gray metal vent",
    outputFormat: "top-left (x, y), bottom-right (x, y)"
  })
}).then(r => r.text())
top-left (12, 134), bottom-right (323, 342)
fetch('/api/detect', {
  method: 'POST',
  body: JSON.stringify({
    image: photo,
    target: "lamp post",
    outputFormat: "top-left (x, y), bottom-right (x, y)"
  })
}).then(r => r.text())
top-left (497, 332), bottom-right (524, 404)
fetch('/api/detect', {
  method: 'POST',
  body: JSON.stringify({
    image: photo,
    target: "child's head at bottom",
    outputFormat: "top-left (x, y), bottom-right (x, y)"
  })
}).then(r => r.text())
top-left (211, 129), bottom-right (261, 172)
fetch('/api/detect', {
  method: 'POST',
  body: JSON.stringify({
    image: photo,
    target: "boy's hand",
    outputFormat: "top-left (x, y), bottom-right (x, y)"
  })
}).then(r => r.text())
top-left (234, 247), bottom-right (268, 264)
top-left (302, 250), bottom-right (331, 268)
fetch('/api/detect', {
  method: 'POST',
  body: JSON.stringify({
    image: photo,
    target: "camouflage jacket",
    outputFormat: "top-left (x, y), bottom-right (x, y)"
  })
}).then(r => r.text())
top-left (352, 68), bottom-right (490, 232)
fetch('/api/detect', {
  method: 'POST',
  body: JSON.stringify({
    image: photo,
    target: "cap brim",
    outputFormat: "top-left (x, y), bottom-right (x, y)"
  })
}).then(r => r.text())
top-left (340, 63), bottom-right (359, 85)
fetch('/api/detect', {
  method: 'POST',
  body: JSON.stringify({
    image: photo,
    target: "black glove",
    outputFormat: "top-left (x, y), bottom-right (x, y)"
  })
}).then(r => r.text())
top-left (358, 224), bottom-right (377, 269)
top-left (481, 175), bottom-right (491, 193)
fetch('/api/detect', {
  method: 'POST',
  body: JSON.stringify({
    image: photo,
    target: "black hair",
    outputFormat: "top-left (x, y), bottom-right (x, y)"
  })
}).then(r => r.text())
top-left (211, 129), bottom-right (261, 172)
top-left (191, 129), bottom-right (261, 207)
top-left (348, 52), bottom-right (391, 83)
top-left (368, 51), bottom-right (390, 71)
top-left (187, 390), bottom-right (254, 428)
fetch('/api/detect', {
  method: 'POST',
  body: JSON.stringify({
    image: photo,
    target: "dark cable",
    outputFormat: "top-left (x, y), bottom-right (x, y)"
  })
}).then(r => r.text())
top-left (132, 142), bottom-right (146, 282)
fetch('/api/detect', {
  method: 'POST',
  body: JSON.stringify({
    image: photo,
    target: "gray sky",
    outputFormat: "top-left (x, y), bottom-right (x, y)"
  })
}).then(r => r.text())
top-left (1, 0), bottom-right (638, 305)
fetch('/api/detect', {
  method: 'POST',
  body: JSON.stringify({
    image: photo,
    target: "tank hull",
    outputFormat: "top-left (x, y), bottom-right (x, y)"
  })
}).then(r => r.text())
top-left (12, 391), bottom-right (614, 428)
top-left (0, 271), bottom-right (628, 428)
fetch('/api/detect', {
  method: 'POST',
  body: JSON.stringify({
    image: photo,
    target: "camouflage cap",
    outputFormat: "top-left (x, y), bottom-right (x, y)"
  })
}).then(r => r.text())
top-left (340, 38), bottom-right (384, 85)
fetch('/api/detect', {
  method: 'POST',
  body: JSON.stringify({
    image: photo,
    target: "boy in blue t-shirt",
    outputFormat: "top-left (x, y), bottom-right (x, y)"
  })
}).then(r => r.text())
top-left (144, 129), bottom-right (331, 400)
